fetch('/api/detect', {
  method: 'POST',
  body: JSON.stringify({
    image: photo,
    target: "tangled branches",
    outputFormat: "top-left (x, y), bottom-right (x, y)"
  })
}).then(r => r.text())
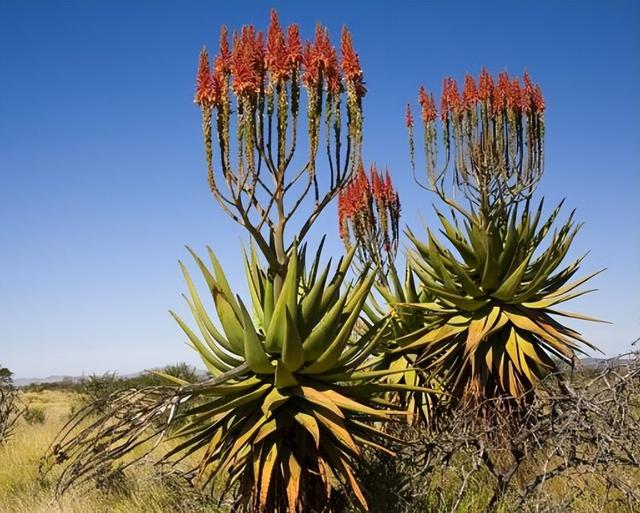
top-left (44, 356), bottom-right (640, 512)
top-left (371, 353), bottom-right (640, 513)
top-left (41, 365), bottom-right (248, 498)
top-left (0, 366), bottom-right (21, 444)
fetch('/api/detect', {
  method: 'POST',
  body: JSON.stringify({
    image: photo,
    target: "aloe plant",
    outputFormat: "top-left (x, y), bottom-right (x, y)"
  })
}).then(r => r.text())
top-left (362, 265), bottom-right (446, 424)
top-left (168, 243), bottom-right (415, 512)
top-left (402, 70), bottom-right (602, 405)
top-left (399, 200), bottom-right (601, 403)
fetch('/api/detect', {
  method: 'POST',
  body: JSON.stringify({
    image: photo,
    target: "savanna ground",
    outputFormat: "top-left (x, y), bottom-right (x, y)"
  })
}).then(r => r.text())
top-left (1, 373), bottom-right (639, 513)
top-left (0, 389), bottom-right (221, 513)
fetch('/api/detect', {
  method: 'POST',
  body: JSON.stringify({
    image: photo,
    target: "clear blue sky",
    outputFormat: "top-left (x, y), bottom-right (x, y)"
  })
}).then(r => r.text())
top-left (1, 1), bottom-right (638, 378)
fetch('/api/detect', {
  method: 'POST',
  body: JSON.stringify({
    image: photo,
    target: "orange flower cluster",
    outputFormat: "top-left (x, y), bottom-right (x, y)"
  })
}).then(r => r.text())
top-left (408, 68), bottom-right (546, 206)
top-left (463, 74), bottom-right (478, 109)
top-left (194, 29), bottom-right (230, 107)
top-left (194, 49), bottom-right (216, 107)
top-left (418, 86), bottom-right (437, 123)
top-left (441, 78), bottom-right (462, 119)
top-left (303, 25), bottom-right (341, 94)
top-left (230, 26), bottom-right (265, 96)
top-left (405, 104), bottom-right (414, 128)
top-left (414, 68), bottom-right (545, 124)
top-left (196, 10), bottom-right (367, 102)
top-left (341, 28), bottom-right (366, 97)
top-left (195, 10), bottom-right (367, 234)
top-left (478, 68), bottom-right (494, 101)
top-left (266, 10), bottom-right (290, 82)
top-left (338, 163), bottom-right (400, 260)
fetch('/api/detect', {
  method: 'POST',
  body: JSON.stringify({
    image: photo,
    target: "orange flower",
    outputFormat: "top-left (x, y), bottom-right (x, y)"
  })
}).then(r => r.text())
top-left (218, 26), bottom-right (231, 74)
top-left (340, 27), bottom-right (361, 81)
top-left (230, 26), bottom-right (265, 96)
top-left (266, 10), bottom-right (289, 82)
top-left (405, 104), bottom-right (414, 128)
top-left (194, 48), bottom-right (215, 106)
top-left (302, 42), bottom-right (319, 87)
top-left (286, 24), bottom-right (302, 68)
top-left (493, 71), bottom-right (510, 114)
top-left (533, 85), bottom-right (545, 112)
top-left (315, 25), bottom-right (341, 94)
top-left (508, 77), bottom-right (522, 110)
top-left (441, 78), bottom-right (461, 118)
top-left (478, 67), bottom-right (494, 101)
top-left (463, 74), bottom-right (478, 109)
top-left (419, 86), bottom-right (437, 123)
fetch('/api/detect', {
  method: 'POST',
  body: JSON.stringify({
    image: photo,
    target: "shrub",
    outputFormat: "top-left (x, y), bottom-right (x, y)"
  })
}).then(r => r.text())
top-left (0, 364), bottom-right (21, 441)
top-left (23, 405), bottom-right (46, 425)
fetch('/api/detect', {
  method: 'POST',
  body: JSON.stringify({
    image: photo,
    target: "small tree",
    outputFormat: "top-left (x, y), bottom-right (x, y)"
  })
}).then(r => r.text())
top-left (0, 364), bottom-right (20, 443)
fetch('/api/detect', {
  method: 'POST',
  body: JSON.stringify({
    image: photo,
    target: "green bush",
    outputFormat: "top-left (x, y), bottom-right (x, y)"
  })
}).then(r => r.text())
top-left (23, 406), bottom-right (46, 425)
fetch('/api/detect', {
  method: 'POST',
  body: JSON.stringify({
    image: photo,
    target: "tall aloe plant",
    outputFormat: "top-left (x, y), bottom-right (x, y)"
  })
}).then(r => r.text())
top-left (402, 69), bottom-right (602, 405)
top-left (47, 10), bottom-right (417, 513)
top-left (168, 243), bottom-right (414, 511)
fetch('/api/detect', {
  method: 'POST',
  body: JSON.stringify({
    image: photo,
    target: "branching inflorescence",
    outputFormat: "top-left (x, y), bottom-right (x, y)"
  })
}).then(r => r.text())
top-left (407, 69), bottom-right (545, 211)
top-left (194, 10), bottom-right (366, 279)
top-left (338, 163), bottom-right (401, 280)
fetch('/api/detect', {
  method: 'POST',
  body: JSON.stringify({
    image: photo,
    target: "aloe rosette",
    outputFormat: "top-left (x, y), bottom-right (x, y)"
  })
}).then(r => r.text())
top-left (169, 243), bottom-right (414, 512)
top-left (399, 200), bottom-right (602, 403)
top-left (360, 264), bottom-right (446, 424)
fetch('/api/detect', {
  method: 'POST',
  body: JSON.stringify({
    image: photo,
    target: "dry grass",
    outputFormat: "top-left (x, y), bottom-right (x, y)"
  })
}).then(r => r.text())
top-left (0, 390), bottom-right (220, 513)
top-left (2, 387), bottom-right (638, 513)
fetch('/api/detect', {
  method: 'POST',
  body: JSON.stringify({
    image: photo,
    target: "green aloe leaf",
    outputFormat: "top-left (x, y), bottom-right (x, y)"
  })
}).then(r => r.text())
top-left (238, 297), bottom-right (274, 375)
top-left (282, 308), bottom-right (305, 372)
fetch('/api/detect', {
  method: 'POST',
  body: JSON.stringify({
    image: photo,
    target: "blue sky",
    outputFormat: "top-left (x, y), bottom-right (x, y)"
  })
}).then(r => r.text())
top-left (1, 1), bottom-right (638, 378)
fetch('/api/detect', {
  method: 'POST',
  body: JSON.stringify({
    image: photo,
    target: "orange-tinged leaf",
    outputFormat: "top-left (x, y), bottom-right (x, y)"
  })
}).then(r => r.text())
top-left (293, 411), bottom-right (320, 448)
top-left (259, 441), bottom-right (279, 510)
top-left (323, 444), bottom-right (368, 511)
top-left (398, 324), bottom-right (466, 352)
top-left (297, 386), bottom-right (344, 419)
top-left (286, 452), bottom-right (302, 513)
top-left (254, 419), bottom-right (278, 445)
top-left (314, 409), bottom-right (359, 456)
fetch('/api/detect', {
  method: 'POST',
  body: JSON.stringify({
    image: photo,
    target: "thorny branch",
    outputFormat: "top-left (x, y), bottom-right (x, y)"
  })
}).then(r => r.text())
top-left (384, 352), bottom-right (640, 512)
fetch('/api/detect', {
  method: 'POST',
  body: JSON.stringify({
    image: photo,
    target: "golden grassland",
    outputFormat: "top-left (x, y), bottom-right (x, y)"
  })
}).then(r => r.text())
top-left (0, 390), bottom-right (221, 513)
top-left (1, 390), bottom-right (638, 513)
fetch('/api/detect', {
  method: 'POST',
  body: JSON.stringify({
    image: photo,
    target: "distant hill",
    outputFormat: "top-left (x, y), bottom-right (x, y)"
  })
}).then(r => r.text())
top-left (13, 368), bottom-right (209, 388)
top-left (13, 375), bottom-right (80, 387)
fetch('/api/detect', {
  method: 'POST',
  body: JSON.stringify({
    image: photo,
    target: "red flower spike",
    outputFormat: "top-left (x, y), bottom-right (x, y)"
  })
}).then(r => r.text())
top-left (405, 104), bottom-right (414, 128)
top-left (442, 78), bottom-right (462, 117)
top-left (286, 24), bottom-right (302, 67)
top-left (493, 72), bottom-right (510, 114)
top-left (371, 165), bottom-right (383, 202)
top-left (325, 45), bottom-right (341, 94)
top-left (533, 84), bottom-right (545, 112)
top-left (195, 48), bottom-right (215, 106)
top-left (384, 171), bottom-right (394, 200)
top-left (266, 10), bottom-right (289, 81)
top-left (230, 26), bottom-right (265, 96)
top-left (312, 25), bottom-right (341, 94)
top-left (478, 67), bottom-right (494, 102)
top-left (419, 86), bottom-right (437, 123)
top-left (508, 77), bottom-right (522, 110)
top-left (521, 72), bottom-right (535, 112)
top-left (340, 27), bottom-right (361, 81)
top-left (463, 74), bottom-right (478, 109)
top-left (302, 42), bottom-right (319, 87)
top-left (218, 26), bottom-right (231, 74)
